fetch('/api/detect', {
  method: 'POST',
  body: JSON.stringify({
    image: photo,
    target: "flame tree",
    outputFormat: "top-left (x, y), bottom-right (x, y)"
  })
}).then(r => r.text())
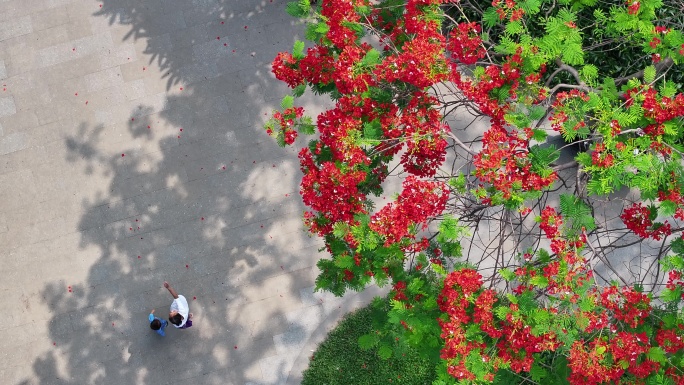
top-left (265, 0), bottom-right (684, 383)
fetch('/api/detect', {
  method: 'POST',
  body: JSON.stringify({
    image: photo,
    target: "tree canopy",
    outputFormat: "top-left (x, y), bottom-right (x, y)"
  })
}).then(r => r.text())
top-left (266, 0), bottom-right (684, 383)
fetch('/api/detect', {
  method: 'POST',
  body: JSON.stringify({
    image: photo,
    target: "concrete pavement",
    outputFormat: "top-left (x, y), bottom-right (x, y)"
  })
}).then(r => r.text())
top-left (0, 0), bottom-right (373, 384)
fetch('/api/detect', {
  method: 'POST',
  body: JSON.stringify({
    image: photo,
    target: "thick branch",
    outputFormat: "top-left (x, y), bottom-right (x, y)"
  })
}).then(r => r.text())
top-left (614, 57), bottom-right (674, 86)
top-left (552, 160), bottom-right (579, 172)
top-left (545, 59), bottom-right (586, 88)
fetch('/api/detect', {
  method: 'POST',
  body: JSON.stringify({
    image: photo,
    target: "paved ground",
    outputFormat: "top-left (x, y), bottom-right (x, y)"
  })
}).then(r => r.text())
top-left (0, 1), bottom-right (375, 384)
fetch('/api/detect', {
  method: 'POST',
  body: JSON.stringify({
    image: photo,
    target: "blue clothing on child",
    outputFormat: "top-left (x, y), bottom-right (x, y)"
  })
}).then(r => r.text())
top-left (149, 313), bottom-right (168, 336)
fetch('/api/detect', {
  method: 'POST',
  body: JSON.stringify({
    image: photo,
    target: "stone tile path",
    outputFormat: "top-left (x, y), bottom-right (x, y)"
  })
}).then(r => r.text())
top-left (0, 1), bottom-right (376, 384)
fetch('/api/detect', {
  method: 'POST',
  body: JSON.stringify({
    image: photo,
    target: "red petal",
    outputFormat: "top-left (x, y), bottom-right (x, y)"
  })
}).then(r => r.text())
top-left (138, 256), bottom-right (141, 259)
top-left (220, 21), bottom-right (224, 24)
top-left (186, 264), bottom-right (189, 268)
top-left (74, 93), bottom-right (78, 96)
top-left (193, 296), bottom-right (197, 300)
top-left (216, 36), bottom-right (220, 40)
top-left (234, 346), bottom-right (238, 349)
top-left (201, 217), bottom-right (204, 221)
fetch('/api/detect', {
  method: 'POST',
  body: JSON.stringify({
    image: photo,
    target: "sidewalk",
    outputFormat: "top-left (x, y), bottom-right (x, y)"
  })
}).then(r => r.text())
top-left (0, 1), bottom-right (365, 384)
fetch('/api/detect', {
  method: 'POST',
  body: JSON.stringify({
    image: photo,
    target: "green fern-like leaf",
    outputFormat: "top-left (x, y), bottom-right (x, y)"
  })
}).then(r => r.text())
top-left (505, 20), bottom-right (524, 35)
top-left (483, 7), bottom-right (500, 28)
top-left (580, 64), bottom-right (598, 83)
top-left (378, 344), bottom-right (393, 360)
top-left (643, 65), bottom-right (657, 84)
top-left (363, 120), bottom-right (382, 140)
top-left (661, 80), bottom-right (678, 98)
top-left (334, 254), bottom-right (354, 269)
top-left (530, 361), bottom-right (548, 382)
top-left (361, 48), bottom-right (381, 67)
top-left (281, 95), bottom-right (294, 109)
top-left (438, 215), bottom-right (459, 241)
top-left (358, 333), bottom-right (380, 350)
top-left (529, 144), bottom-right (560, 172)
top-left (520, 0), bottom-right (542, 14)
top-left (292, 40), bottom-right (305, 59)
top-left (646, 347), bottom-right (667, 363)
top-left (557, 8), bottom-right (577, 22)
top-left (562, 42), bottom-right (584, 65)
top-left (285, 0), bottom-right (310, 17)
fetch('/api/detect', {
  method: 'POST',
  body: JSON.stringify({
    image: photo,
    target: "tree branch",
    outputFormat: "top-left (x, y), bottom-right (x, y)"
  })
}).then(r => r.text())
top-left (614, 57), bottom-right (674, 86)
top-left (446, 130), bottom-right (478, 156)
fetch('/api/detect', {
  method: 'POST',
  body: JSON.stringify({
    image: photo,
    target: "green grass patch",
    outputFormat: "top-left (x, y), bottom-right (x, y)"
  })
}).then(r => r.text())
top-left (301, 301), bottom-right (437, 385)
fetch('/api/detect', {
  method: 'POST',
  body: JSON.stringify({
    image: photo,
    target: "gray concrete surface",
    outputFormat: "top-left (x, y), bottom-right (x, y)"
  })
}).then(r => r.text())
top-left (0, 0), bottom-right (373, 384)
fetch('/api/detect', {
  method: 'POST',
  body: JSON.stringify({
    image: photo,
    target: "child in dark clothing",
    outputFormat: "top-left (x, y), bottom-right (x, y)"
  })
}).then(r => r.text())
top-left (149, 309), bottom-right (168, 336)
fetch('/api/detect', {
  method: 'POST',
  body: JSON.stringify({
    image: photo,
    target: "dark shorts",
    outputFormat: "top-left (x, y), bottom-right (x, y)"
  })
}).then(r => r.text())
top-left (180, 319), bottom-right (192, 329)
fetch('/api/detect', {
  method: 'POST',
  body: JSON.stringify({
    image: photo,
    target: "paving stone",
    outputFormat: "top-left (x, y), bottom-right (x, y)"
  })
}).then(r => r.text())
top-left (0, 15), bottom-right (32, 42)
top-left (0, 131), bottom-right (28, 155)
top-left (0, 96), bottom-right (16, 117)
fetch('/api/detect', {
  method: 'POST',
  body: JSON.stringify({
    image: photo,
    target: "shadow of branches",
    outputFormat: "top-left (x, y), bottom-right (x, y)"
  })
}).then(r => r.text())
top-left (22, 1), bottom-right (324, 384)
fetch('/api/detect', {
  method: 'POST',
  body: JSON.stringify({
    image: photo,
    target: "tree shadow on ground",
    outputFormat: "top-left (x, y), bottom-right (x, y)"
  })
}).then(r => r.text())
top-left (25, 1), bottom-right (324, 384)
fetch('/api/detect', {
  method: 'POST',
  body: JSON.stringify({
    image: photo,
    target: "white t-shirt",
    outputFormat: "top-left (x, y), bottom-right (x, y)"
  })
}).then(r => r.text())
top-left (170, 295), bottom-right (190, 328)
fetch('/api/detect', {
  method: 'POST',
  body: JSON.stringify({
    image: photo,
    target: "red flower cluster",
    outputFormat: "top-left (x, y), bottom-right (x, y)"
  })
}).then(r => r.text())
top-left (627, 0), bottom-right (640, 14)
top-left (591, 143), bottom-right (614, 168)
top-left (439, 268), bottom-right (561, 380)
top-left (398, 93), bottom-right (448, 177)
top-left (437, 269), bottom-right (486, 381)
top-left (568, 331), bottom-right (660, 384)
top-left (549, 90), bottom-right (590, 133)
top-left (266, 107), bottom-right (304, 145)
top-left (299, 149), bottom-right (368, 235)
top-left (272, 52), bottom-right (304, 88)
top-left (656, 324), bottom-right (684, 353)
top-left (369, 176), bottom-right (448, 245)
top-left (642, 87), bottom-right (684, 124)
top-left (447, 22), bottom-right (485, 65)
top-left (320, 0), bottom-right (365, 49)
top-left (450, 47), bottom-right (556, 200)
top-left (600, 286), bottom-right (652, 328)
top-left (620, 202), bottom-right (672, 240)
top-left (298, 45), bottom-right (336, 86)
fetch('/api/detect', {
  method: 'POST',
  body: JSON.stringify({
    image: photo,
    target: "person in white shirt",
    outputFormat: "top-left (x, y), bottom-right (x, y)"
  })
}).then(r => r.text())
top-left (164, 281), bottom-right (193, 329)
